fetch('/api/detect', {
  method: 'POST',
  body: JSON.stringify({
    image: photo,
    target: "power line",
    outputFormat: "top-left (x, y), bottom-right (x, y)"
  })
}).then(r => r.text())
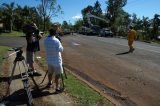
top-left (124, 0), bottom-right (146, 8)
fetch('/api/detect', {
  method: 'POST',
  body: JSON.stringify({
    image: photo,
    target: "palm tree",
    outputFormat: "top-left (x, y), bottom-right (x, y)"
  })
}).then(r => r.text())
top-left (142, 16), bottom-right (150, 40)
top-left (153, 14), bottom-right (160, 39)
top-left (2, 2), bottom-right (15, 32)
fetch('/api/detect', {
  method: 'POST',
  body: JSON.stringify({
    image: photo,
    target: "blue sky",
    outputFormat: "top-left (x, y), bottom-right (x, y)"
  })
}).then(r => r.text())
top-left (1, 0), bottom-right (160, 24)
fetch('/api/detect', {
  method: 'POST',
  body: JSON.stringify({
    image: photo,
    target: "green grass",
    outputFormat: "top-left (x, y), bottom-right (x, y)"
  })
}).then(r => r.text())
top-left (65, 74), bottom-right (111, 106)
top-left (0, 46), bottom-right (9, 75)
top-left (153, 40), bottom-right (160, 44)
top-left (0, 31), bottom-right (24, 37)
top-left (36, 57), bottom-right (111, 106)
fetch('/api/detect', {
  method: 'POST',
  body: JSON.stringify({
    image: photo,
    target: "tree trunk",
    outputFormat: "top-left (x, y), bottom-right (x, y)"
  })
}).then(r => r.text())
top-left (10, 19), bottom-right (12, 32)
top-left (43, 16), bottom-right (46, 31)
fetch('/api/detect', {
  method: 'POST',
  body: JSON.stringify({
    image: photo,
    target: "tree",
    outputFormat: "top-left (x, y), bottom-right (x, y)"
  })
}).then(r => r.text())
top-left (73, 19), bottom-right (83, 30)
top-left (106, 0), bottom-right (127, 28)
top-left (14, 5), bottom-right (23, 31)
top-left (37, 0), bottom-right (62, 31)
top-left (93, 0), bottom-right (102, 16)
top-left (2, 2), bottom-right (15, 32)
top-left (153, 14), bottom-right (160, 39)
top-left (92, 0), bottom-right (103, 25)
top-left (141, 16), bottom-right (150, 40)
top-left (81, 5), bottom-right (94, 27)
top-left (62, 21), bottom-right (69, 29)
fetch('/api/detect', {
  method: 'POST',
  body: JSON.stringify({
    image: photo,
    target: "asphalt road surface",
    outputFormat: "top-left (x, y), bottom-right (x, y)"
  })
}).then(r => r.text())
top-left (0, 34), bottom-right (160, 106)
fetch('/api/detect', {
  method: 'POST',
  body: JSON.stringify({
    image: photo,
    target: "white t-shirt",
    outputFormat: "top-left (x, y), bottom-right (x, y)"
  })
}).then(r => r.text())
top-left (44, 36), bottom-right (63, 66)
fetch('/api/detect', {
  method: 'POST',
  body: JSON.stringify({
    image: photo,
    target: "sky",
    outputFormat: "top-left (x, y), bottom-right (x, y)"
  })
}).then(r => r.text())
top-left (1, 0), bottom-right (160, 24)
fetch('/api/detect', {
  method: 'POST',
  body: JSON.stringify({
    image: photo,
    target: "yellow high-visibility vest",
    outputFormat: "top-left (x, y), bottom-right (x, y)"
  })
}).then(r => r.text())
top-left (128, 29), bottom-right (137, 41)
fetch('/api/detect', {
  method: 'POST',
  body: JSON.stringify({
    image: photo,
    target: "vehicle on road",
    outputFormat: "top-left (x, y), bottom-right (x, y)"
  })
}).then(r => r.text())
top-left (77, 26), bottom-right (88, 35)
top-left (63, 29), bottom-right (71, 35)
top-left (99, 28), bottom-right (113, 37)
top-left (90, 25), bottom-right (101, 35)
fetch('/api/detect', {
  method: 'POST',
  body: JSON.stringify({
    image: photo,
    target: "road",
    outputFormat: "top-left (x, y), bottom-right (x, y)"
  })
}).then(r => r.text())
top-left (61, 34), bottom-right (160, 106)
top-left (0, 35), bottom-right (160, 106)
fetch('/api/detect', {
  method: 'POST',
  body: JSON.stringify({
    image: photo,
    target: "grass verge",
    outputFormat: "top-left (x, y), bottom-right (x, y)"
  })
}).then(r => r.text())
top-left (0, 31), bottom-right (24, 37)
top-left (64, 73), bottom-right (111, 106)
top-left (0, 46), bottom-right (9, 72)
top-left (36, 56), bottom-right (112, 106)
top-left (0, 46), bottom-right (9, 100)
top-left (153, 40), bottom-right (160, 44)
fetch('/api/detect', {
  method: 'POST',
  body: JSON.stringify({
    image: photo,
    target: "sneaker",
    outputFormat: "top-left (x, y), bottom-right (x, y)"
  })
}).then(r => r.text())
top-left (33, 71), bottom-right (42, 76)
top-left (130, 48), bottom-right (135, 53)
top-left (55, 88), bottom-right (64, 93)
top-left (28, 69), bottom-right (34, 76)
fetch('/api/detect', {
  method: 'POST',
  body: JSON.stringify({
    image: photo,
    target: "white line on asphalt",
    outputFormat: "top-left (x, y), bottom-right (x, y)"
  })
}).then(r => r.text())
top-left (72, 42), bottom-right (80, 46)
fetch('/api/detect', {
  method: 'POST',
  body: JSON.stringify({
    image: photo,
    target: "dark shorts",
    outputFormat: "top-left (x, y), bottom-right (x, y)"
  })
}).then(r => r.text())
top-left (26, 51), bottom-right (35, 65)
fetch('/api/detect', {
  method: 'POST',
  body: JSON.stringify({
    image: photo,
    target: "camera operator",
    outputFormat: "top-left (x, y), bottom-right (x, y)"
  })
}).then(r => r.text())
top-left (44, 26), bottom-right (64, 91)
top-left (52, 22), bottom-right (62, 42)
top-left (23, 22), bottom-right (43, 76)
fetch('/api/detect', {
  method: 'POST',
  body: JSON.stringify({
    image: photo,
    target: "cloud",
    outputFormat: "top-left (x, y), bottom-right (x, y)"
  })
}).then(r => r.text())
top-left (72, 14), bottom-right (82, 20)
top-left (102, 10), bottom-right (106, 14)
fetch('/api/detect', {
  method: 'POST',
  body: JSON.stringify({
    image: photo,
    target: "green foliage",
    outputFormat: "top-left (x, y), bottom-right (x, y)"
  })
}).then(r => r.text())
top-left (62, 21), bottom-right (69, 29)
top-left (0, 31), bottom-right (24, 37)
top-left (106, 0), bottom-right (127, 34)
top-left (0, 0), bottom-right (61, 32)
top-left (73, 19), bottom-right (84, 30)
top-left (2, 2), bottom-right (15, 32)
top-left (0, 46), bottom-right (9, 73)
top-left (81, 5), bottom-right (94, 27)
top-left (152, 14), bottom-right (160, 39)
top-left (37, 0), bottom-right (62, 31)
top-left (93, 0), bottom-right (102, 16)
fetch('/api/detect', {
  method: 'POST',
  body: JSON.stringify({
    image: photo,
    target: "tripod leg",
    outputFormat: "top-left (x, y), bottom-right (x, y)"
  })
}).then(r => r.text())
top-left (40, 70), bottom-right (48, 84)
top-left (5, 61), bottom-right (17, 96)
top-left (60, 73), bottom-right (65, 90)
top-left (30, 75), bottom-right (40, 90)
top-left (9, 61), bottom-right (17, 83)
top-left (62, 65), bottom-right (67, 79)
top-left (22, 60), bottom-right (29, 77)
top-left (22, 78), bottom-right (34, 106)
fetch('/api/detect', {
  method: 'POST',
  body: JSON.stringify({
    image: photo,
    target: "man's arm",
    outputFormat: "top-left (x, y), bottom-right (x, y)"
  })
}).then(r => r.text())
top-left (57, 40), bottom-right (63, 52)
top-left (38, 33), bottom-right (43, 40)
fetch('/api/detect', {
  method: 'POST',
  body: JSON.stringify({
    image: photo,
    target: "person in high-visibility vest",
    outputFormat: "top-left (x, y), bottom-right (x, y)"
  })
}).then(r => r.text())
top-left (127, 25), bottom-right (137, 52)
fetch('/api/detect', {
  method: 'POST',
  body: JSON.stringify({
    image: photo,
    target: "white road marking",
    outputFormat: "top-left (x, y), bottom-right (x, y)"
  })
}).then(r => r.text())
top-left (72, 42), bottom-right (80, 46)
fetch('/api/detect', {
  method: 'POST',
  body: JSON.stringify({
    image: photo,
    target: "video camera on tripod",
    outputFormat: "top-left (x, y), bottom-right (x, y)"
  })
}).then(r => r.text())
top-left (3, 47), bottom-right (23, 60)
top-left (2, 46), bottom-right (34, 106)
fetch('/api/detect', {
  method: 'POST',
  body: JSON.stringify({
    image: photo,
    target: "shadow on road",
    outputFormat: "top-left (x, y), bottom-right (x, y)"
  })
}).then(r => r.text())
top-left (116, 51), bottom-right (130, 55)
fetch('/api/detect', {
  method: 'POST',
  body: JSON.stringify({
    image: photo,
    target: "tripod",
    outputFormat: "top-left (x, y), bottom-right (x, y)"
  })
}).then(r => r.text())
top-left (4, 47), bottom-right (34, 106)
top-left (40, 64), bottom-right (67, 90)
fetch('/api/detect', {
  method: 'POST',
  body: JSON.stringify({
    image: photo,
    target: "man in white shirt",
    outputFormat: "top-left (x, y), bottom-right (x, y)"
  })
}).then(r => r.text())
top-left (44, 28), bottom-right (63, 91)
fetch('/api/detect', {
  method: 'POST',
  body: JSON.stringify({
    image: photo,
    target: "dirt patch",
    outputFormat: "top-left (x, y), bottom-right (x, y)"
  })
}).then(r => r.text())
top-left (0, 52), bottom-right (75, 106)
